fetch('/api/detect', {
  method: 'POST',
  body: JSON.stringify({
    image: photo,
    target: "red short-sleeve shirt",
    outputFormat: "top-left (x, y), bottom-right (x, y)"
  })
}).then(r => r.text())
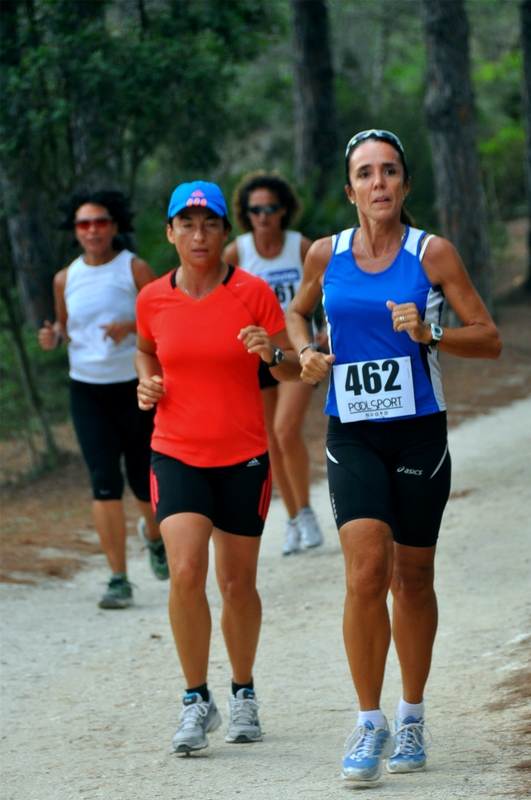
top-left (137, 265), bottom-right (285, 467)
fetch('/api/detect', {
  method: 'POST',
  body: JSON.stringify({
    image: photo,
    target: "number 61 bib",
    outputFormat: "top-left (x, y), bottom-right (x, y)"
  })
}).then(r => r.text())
top-left (333, 357), bottom-right (416, 422)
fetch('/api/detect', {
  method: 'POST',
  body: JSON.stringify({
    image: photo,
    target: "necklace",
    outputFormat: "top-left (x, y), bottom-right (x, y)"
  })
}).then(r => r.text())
top-left (179, 264), bottom-right (226, 299)
top-left (359, 229), bottom-right (405, 263)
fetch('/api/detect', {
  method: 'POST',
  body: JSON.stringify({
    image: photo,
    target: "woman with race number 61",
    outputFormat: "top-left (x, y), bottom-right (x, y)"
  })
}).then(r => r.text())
top-left (286, 130), bottom-right (501, 784)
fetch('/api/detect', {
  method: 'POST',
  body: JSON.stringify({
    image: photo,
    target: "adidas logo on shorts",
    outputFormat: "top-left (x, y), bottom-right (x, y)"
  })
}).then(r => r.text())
top-left (246, 458), bottom-right (260, 467)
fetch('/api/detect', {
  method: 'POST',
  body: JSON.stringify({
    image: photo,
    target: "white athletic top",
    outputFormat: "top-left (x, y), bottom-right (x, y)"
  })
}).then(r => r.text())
top-left (64, 249), bottom-right (138, 384)
top-left (236, 230), bottom-right (303, 312)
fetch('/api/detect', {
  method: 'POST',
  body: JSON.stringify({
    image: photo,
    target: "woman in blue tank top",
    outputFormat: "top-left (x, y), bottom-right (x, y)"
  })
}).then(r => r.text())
top-left (286, 130), bottom-right (501, 783)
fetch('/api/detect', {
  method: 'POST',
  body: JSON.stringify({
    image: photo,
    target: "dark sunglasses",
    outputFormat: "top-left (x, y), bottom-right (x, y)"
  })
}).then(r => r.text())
top-left (345, 129), bottom-right (405, 158)
top-left (74, 216), bottom-right (113, 231)
top-left (247, 203), bottom-right (281, 216)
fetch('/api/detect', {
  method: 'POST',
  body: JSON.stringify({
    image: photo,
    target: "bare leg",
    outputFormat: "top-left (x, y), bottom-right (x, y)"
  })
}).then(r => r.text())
top-left (135, 499), bottom-right (161, 542)
top-left (273, 381), bottom-right (314, 512)
top-left (213, 529), bottom-right (262, 685)
top-left (160, 512), bottom-right (213, 687)
top-left (92, 499), bottom-right (127, 575)
top-left (391, 543), bottom-right (438, 704)
top-left (340, 518), bottom-right (394, 710)
top-left (262, 387), bottom-right (298, 519)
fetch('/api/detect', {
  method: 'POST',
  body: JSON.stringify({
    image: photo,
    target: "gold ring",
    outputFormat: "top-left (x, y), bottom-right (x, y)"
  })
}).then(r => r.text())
top-left (400, 315), bottom-right (406, 323)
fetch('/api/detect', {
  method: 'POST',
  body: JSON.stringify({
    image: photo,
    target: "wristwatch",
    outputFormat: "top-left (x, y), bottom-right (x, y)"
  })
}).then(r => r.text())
top-left (264, 345), bottom-right (285, 367)
top-left (428, 323), bottom-right (443, 349)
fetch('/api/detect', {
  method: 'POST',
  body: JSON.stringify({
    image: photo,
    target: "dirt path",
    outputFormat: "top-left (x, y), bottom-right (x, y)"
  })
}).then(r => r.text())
top-left (1, 397), bottom-right (530, 800)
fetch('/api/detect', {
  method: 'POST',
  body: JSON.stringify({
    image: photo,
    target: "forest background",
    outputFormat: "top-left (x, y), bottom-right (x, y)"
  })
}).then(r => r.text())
top-left (0, 0), bottom-right (529, 475)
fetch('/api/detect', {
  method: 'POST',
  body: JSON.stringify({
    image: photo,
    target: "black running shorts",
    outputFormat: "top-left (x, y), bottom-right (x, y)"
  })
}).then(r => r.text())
top-left (150, 451), bottom-right (272, 537)
top-left (258, 359), bottom-right (279, 390)
top-left (326, 412), bottom-right (451, 547)
top-left (70, 378), bottom-right (153, 502)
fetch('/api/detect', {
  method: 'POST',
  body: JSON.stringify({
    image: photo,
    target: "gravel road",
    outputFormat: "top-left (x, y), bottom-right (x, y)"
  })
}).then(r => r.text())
top-left (1, 398), bottom-right (530, 800)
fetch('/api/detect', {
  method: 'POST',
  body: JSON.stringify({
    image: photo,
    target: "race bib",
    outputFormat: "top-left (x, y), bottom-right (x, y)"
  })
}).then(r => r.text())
top-left (333, 357), bottom-right (416, 422)
top-left (260, 267), bottom-right (301, 311)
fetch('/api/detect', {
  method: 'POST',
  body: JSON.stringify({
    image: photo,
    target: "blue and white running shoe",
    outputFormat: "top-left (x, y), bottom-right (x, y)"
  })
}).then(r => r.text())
top-left (342, 719), bottom-right (394, 781)
top-left (387, 715), bottom-right (431, 773)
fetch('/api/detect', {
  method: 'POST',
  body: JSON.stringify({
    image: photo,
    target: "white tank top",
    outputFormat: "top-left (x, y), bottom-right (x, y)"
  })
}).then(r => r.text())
top-left (64, 249), bottom-right (138, 384)
top-left (236, 230), bottom-right (303, 312)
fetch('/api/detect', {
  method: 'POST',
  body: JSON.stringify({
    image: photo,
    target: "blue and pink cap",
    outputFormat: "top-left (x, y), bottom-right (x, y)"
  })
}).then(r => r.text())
top-left (168, 181), bottom-right (228, 220)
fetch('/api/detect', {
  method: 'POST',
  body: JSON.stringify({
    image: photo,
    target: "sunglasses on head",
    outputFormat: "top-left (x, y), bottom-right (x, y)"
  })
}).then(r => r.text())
top-left (247, 203), bottom-right (281, 216)
top-left (74, 216), bottom-right (113, 231)
top-left (345, 129), bottom-right (405, 158)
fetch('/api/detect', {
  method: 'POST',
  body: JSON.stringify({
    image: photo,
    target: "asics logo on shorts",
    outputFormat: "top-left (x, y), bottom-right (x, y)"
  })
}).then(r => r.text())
top-left (397, 466), bottom-right (423, 476)
top-left (246, 458), bottom-right (261, 467)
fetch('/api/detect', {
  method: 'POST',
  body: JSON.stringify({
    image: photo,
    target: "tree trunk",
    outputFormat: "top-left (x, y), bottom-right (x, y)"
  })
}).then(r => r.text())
top-left (371, 3), bottom-right (391, 118)
top-left (422, 0), bottom-right (494, 311)
top-left (1, 4), bottom-right (57, 325)
top-left (521, 0), bottom-right (531, 292)
top-left (291, 0), bottom-right (338, 200)
top-left (0, 217), bottom-right (60, 469)
top-left (1, 162), bottom-right (57, 326)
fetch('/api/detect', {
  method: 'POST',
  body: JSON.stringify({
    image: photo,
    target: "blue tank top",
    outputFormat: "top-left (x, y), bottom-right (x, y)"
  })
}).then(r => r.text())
top-left (323, 226), bottom-right (445, 421)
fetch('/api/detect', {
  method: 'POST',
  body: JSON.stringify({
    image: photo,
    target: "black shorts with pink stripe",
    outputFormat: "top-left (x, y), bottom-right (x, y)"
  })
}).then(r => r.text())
top-left (150, 451), bottom-right (271, 537)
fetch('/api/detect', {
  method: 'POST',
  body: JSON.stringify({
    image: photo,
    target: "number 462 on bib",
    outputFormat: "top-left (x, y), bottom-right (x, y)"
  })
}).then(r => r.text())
top-left (333, 356), bottom-right (416, 422)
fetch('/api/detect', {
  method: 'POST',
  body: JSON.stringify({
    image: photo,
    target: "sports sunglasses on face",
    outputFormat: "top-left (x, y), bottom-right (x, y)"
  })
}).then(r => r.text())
top-left (345, 129), bottom-right (405, 158)
top-left (74, 216), bottom-right (113, 231)
top-left (247, 203), bottom-right (282, 215)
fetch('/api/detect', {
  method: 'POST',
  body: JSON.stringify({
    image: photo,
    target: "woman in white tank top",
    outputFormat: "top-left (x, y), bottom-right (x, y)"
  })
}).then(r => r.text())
top-left (224, 173), bottom-right (324, 556)
top-left (38, 190), bottom-right (167, 608)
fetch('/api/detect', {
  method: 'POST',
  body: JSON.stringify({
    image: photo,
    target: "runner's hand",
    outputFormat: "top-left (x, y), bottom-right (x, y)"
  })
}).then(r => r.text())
top-left (386, 300), bottom-right (431, 345)
top-left (300, 349), bottom-right (335, 385)
top-left (137, 375), bottom-right (165, 410)
top-left (238, 325), bottom-right (275, 363)
top-left (38, 320), bottom-right (60, 350)
top-left (100, 321), bottom-right (135, 343)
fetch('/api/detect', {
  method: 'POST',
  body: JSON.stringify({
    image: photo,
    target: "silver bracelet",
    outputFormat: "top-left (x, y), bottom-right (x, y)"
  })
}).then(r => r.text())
top-left (298, 343), bottom-right (317, 362)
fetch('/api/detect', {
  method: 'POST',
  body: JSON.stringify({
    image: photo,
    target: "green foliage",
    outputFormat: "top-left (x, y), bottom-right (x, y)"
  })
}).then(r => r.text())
top-left (474, 48), bottom-right (526, 218)
top-left (134, 206), bottom-right (177, 278)
top-left (0, 0), bottom-right (288, 324)
top-left (0, 0), bottom-right (525, 309)
top-left (0, 326), bottom-right (70, 440)
top-left (0, 0), bottom-right (286, 212)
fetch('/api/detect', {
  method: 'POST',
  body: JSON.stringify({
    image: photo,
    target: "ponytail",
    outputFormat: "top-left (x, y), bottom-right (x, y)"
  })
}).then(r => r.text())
top-left (400, 206), bottom-right (415, 227)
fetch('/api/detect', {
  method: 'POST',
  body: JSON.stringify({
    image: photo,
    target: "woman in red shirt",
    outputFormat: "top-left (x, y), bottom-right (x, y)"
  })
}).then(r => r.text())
top-left (135, 181), bottom-right (299, 754)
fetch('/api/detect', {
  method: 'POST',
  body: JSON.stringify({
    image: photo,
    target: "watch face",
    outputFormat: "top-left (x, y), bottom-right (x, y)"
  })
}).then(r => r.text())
top-left (431, 324), bottom-right (443, 340)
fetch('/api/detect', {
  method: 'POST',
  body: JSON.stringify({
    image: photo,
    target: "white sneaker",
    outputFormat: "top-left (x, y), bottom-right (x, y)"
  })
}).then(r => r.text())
top-left (282, 519), bottom-right (301, 555)
top-left (297, 507), bottom-right (324, 549)
top-left (172, 691), bottom-right (221, 753)
top-left (225, 688), bottom-right (262, 743)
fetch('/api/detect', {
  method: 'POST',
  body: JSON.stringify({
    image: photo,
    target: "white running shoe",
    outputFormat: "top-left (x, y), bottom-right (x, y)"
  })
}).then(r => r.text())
top-left (225, 688), bottom-right (262, 743)
top-left (282, 519), bottom-right (301, 555)
top-left (297, 507), bottom-right (324, 549)
top-left (172, 691), bottom-right (221, 753)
